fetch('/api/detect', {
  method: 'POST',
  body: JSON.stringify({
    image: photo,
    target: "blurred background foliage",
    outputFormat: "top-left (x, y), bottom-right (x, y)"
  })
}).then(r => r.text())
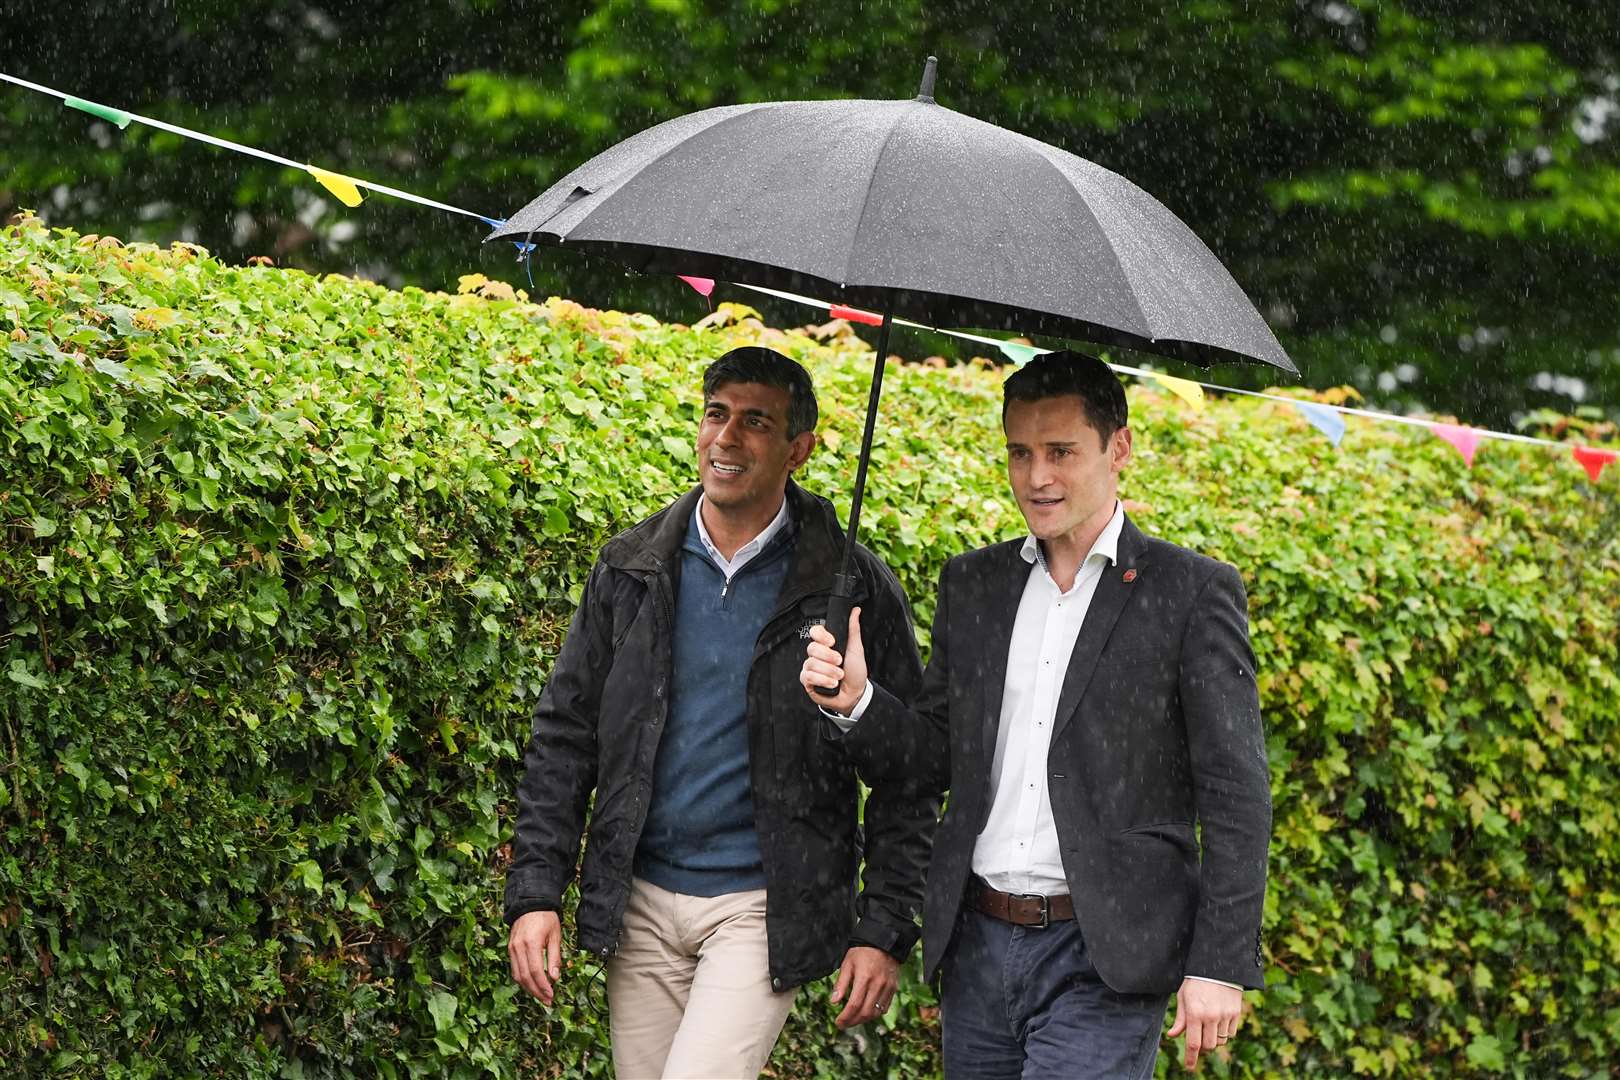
top-left (3, 0), bottom-right (1618, 427)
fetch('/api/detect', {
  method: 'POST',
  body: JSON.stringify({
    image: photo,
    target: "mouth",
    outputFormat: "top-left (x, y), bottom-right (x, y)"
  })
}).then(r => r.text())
top-left (709, 461), bottom-right (747, 477)
top-left (1028, 496), bottom-right (1064, 508)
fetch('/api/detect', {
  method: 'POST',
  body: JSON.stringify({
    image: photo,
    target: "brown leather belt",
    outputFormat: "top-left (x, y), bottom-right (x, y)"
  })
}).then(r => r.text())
top-left (968, 877), bottom-right (1074, 928)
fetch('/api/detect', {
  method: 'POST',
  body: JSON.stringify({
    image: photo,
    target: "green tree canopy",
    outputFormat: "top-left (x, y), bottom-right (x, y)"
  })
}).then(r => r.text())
top-left (4, 1), bottom-right (1617, 426)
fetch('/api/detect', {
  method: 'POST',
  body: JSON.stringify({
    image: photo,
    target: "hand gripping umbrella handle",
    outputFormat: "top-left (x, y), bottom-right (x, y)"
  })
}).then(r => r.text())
top-left (815, 580), bottom-right (858, 699)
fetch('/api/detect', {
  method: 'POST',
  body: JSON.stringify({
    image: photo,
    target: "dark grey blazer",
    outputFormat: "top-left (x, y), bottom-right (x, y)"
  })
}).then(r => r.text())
top-left (846, 515), bottom-right (1271, 994)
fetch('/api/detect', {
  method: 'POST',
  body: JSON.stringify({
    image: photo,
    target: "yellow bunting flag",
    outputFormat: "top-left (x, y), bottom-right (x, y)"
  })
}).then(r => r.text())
top-left (1153, 373), bottom-right (1206, 411)
top-left (307, 166), bottom-right (365, 207)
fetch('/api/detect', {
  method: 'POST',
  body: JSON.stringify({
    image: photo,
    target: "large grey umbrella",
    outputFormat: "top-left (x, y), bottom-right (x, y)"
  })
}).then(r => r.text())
top-left (489, 57), bottom-right (1295, 665)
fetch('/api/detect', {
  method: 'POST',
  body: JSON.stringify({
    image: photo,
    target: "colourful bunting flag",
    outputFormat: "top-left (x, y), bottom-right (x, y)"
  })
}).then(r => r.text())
top-left (1432, 423), bottom-right (1482, 467)
top-left (997, 341), bottom-right (1043, 365)
top-left (1293, 401), bottom-right (1346, 447)
top-left (1572, 446), bottom-right (1617, 483)
top-left (827, 304), bottom-right (884, 327)
top-left (678, 275), bottom-right (716, 298)
top-left (1154, 373), bottom-right (1206, 411)
top-left (307, 166), bottom-right (365, 207)
top-left (64, 95), bottom-right (132, 129)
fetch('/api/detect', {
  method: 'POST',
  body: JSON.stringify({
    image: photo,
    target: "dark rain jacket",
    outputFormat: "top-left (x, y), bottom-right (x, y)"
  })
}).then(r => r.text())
top-left (504, 481), bottom-right (932, 990)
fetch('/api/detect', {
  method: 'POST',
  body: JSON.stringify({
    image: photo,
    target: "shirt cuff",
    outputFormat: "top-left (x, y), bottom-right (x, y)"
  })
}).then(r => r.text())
top-left (818, 680), bottom-right (875, 731)
top-left (1184, 975), bottom-right (1244, 991)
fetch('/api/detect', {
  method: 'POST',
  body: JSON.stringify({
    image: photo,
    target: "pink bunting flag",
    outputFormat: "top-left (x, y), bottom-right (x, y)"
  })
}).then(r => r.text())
top-left (827, 303), bottom-right (884, 327)
top-left (1572, 446), bottom-right (1617, 483)
top-left (1432, 423), bottom-right (1482, 467)
top-left (677, 275), bottom-right (715, 298)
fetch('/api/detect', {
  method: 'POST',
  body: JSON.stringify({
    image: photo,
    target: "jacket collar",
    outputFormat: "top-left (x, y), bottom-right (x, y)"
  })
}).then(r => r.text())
top-left (977, 514), bottom-right (1151, 759)
top-left (602, 479), bottom-right (852, 598)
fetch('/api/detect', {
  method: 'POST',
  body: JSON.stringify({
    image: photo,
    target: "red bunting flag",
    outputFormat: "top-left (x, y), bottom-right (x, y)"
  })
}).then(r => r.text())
top-left (677, 275), bottom-right (715, 298)
top-left (1432, 423), bottom-right (1482, 467)
top-left (827, 303), bottom-right (884, 327)
top-left (1572, 446), bottom-right (1617, 483)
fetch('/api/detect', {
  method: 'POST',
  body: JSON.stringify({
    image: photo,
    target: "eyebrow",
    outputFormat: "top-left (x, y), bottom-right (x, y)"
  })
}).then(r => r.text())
top-left (705, 402), bottom-right (778, 421)
top-left (1005, 440), bottom-right (1079, 449)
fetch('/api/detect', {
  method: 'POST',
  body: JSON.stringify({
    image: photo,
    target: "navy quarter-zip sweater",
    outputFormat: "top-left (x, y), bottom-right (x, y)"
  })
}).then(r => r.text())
top-left (634, 510), bottom-right (795, 896)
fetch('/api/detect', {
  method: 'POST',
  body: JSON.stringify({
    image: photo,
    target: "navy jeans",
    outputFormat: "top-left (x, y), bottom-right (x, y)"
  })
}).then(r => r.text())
top-left (940, 909), bottom-right (1168, 1080)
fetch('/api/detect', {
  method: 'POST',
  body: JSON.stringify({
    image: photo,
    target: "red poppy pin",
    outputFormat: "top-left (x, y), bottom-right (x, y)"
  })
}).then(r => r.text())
top-left (1122, 568), bottom-right (1137, 583)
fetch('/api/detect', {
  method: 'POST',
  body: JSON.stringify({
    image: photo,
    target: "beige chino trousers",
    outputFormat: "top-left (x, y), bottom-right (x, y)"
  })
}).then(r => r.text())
top-left (605, 877), bottom-right (798, 1079)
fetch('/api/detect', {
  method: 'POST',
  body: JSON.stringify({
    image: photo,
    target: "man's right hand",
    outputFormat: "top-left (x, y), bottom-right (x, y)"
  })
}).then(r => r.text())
top-left (800, 606), bottom-right (867, 715)
top-left (509, 910), bottom-right (563, 1005)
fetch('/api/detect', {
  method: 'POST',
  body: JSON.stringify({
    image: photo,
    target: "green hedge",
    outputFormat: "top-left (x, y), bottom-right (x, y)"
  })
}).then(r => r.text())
top-left (1, 215), bottom-right (1617, 1078)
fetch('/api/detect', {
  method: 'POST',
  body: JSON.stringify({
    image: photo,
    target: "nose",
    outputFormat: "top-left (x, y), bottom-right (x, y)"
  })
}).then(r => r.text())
top-left (1028, 456), bottom-right (1056, 490)
top-left (714, 415), bottom-right (744, 448)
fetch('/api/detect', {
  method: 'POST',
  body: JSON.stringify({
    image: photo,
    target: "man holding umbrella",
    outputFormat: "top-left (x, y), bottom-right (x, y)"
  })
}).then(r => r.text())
top-left (506, 346), bottom-right (935, 1079)
top-left (803, 351), bottom-right (1271, 1077)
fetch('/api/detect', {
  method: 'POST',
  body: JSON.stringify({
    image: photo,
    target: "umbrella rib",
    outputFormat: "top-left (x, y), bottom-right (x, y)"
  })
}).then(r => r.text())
top-left (839, 103), bottom-right (916, 290)
top-left (1017, 139), bottom-right (1155, 341)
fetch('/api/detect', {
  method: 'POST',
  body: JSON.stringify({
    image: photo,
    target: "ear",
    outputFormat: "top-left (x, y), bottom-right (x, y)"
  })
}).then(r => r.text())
top-left (1110, 426), bottom-right (1133, 473)
top-left (787, 430), bottom-right (817, 473)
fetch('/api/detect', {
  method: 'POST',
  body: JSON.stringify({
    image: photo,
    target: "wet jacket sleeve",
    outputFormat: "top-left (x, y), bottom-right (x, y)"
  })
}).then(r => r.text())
top-left (1179, 562), bottom-right (1272, 988)
top-left (845, 557), bottom-right (943, 960)
top-left (503, 559), bottom-right (614, 925)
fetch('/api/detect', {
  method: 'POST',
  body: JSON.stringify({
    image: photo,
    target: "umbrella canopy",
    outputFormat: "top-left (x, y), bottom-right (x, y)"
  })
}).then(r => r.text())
top-left (488, 58), bottom-right (1295, 668)
top-left (488, 60), bottom-right (1295, 374)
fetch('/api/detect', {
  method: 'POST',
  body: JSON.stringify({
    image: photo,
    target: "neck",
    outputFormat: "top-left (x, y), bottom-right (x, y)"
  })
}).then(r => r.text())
top-left (701, 490), bottom-right (786, 561)
top-left (1039, 500), bottom-right (1116, 591)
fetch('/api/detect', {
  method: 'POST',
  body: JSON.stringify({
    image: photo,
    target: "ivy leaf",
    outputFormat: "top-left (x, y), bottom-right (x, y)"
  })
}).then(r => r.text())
top-left (1465, 1034), bottom-right (1506, 1071)
top-left (427, 990), bottom-right (458, 1034)
top-left (7, 660), bottom-right (47, 689)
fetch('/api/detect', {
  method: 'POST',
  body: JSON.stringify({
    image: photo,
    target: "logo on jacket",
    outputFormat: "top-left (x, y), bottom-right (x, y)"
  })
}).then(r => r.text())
top-left (798, 618), bottom-right (826, 640)
top-left (1122, 568), bottom-right (1138, 583)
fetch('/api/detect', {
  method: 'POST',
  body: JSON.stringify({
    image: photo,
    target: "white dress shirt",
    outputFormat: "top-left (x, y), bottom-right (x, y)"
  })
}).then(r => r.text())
top-left (972, 502), bottom-right (1124, 896)
top-left (693, 493), bottom-right (790, 580)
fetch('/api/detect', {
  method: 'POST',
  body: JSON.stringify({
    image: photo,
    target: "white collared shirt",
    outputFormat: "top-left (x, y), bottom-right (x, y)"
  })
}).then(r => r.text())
top-left (972, 501), bottom-right (1125, 896)
top-left (693, 493), bottom-right (790, 580)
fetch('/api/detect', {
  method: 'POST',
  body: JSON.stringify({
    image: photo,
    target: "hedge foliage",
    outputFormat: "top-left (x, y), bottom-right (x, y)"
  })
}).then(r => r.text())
top-left (2, 215), bottom-right (1618, 1078)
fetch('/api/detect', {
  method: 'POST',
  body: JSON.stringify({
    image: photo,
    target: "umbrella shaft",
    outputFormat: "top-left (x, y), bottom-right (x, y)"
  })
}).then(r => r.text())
top-left (836, 309), bottom-right (893, 586)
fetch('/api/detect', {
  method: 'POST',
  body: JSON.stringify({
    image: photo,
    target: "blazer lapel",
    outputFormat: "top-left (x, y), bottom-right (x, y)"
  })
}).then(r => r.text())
top-left (1050, 517), bottom-right (1148, 744)
top-left (977, 542), bottom-right (1034, 764)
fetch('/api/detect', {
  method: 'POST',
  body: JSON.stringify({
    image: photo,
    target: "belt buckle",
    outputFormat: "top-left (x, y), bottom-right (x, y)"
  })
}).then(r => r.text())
top-left (1016, 892), bottom-right (1050, 929)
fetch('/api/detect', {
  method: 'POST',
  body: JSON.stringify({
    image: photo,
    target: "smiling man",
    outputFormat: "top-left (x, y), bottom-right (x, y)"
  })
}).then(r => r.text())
top-left (803, 350), bottom-right (1272, 1077)
top-left (506, 346), bottom-right (933, 1079)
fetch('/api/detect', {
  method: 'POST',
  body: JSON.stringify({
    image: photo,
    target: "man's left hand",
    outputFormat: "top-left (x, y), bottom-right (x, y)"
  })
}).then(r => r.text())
top-left (1166, 978), bottom-right (1244, 1071)
top-left (830, 945), bottom-right (900, 1028)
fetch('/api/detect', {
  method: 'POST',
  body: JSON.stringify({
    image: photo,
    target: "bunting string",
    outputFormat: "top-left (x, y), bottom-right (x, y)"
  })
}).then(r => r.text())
top-left (5, 71), bottom-right (1614, 482)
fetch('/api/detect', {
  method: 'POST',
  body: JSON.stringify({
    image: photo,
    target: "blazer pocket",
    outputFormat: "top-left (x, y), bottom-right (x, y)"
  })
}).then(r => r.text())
top-left (1120, 820), bottom-right (1197, 850)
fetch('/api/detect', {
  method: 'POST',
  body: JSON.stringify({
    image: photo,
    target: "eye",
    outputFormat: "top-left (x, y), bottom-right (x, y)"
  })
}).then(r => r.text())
top-left (1052, 447), bottom-right (1071, 459)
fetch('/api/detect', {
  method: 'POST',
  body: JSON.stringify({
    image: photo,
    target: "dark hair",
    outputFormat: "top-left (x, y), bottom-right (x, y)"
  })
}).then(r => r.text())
top-left (702, 347), bottom-right (819, 438)
top-left (1001, 349), bottom-right (1128, 446)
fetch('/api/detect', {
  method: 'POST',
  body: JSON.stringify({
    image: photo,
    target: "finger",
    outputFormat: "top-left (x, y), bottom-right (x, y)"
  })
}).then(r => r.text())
top-left (1184, 1025), bottom-right (1202, 1070)
top-left (526, 936), bottom-right (554, 1005)
top-left (803, 658), bottom-right (844, 686)
top-left (835, 966), bottom-right (872, 1027)
top-left (805, 641), bottom-right (842, 665)
top-left (510, 937), bottom-right (529, 989)
top-left (847, 606), bottom-right (863, 647)
top-left (808, 625), bottom-right (835, 647)
top-left (830, 961), bottom-right (852, 1004)
top-left (544, 923), bottom-right (563, 981)
top-left (1166, 999), bottom-right (1186, 1038)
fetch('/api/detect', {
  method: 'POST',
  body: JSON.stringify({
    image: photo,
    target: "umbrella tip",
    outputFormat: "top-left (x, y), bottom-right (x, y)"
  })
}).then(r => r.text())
top-left (916, 56), bottom-right (938, 102)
